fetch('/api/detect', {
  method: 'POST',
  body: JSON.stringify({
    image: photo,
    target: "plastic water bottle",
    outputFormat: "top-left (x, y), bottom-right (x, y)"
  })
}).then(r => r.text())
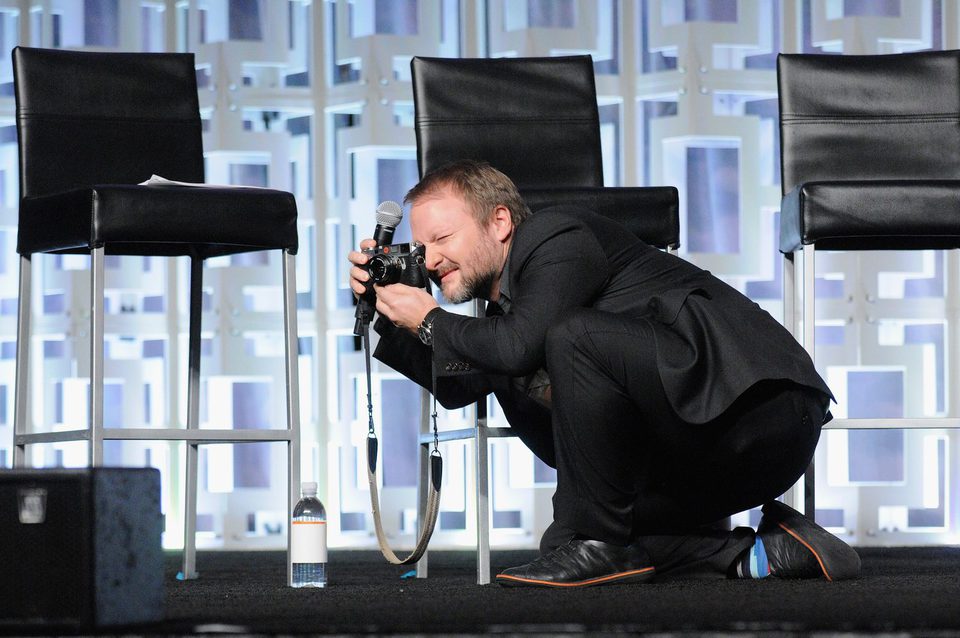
top-left (291, 481), bottom-right (327, 588)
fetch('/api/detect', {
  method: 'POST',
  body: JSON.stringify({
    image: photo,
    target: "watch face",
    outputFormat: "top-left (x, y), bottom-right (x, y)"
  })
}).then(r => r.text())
top-left (418, 323), bottom-right (432, 345)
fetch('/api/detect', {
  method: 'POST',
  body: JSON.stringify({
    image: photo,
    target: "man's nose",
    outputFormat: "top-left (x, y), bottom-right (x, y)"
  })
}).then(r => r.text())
top-left (424, 247), bottom-right (442, 271)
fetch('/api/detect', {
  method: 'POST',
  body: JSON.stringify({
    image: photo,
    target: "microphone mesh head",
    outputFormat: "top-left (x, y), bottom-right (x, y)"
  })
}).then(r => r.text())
top-left (376, 200), bottom-right (404, 228)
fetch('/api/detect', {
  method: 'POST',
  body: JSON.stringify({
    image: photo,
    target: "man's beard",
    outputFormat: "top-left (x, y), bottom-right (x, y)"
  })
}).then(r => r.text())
top-left (431, 237), bottom-right (500, 304)
top-left (447, 266), bottom-right (497, 304)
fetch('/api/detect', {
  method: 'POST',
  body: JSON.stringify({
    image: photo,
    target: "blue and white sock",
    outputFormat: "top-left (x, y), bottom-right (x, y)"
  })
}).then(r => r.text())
top-left (736, 536), bottom-right (770, 579)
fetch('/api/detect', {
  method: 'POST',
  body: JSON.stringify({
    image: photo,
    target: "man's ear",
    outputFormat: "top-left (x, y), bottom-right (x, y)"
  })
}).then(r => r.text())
top-left (491, 205), bottom-right (514, 242)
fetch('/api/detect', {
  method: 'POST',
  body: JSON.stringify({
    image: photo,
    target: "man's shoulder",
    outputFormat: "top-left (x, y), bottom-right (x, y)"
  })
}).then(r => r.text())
top-left (508, 205), bottom-right (619, 276)
top-left (517, 203), bottom-right (639, 251)
top-left (517, 204), bottom-right (595, 238)
top-left (512, 206), bottom-right (590, 255)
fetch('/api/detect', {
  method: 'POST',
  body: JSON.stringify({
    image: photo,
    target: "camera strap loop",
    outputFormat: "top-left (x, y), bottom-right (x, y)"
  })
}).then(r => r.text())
top-left (362, 318), bottom-right (442, 566)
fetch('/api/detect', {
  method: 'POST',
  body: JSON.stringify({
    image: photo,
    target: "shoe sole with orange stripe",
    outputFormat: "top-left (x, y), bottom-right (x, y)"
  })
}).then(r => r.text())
top-left (496, 566), bottom-right (655, 588)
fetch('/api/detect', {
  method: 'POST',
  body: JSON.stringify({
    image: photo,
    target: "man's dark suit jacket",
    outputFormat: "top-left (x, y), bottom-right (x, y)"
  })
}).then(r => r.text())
top-left (374, 205), bottom-right (831, 466)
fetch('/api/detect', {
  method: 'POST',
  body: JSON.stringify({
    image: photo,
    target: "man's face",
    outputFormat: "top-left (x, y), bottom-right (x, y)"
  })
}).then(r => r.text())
top-left (409, 189), bottom-right (505, 303)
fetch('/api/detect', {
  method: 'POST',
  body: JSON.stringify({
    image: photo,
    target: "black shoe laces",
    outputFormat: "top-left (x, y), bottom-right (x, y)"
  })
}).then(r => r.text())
top-left (527, 539), bottom-right (580, 572)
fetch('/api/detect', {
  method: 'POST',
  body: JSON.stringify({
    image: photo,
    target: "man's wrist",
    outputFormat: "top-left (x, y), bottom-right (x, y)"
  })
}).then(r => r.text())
top-left (417, 307), bottom-right (443, 346)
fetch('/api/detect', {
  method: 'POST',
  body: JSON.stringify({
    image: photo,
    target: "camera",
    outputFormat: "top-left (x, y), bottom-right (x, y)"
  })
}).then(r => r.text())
top-left (362, 242), bottom-right (429, 288)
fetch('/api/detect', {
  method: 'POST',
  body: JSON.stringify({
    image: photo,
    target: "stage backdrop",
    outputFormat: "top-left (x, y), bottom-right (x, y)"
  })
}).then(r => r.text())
top-left (0, 0), bottom-right (955, 551)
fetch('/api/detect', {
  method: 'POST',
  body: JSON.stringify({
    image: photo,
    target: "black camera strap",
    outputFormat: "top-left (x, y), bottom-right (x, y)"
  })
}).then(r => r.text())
top-left (361, 314), bottom-right (442, 566)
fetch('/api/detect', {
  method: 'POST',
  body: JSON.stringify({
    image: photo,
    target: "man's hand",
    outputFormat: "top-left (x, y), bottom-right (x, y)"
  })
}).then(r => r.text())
top-left (374, 283), bottom-right (439, 334)
top-left (347, 238), bottom-right (377, 297)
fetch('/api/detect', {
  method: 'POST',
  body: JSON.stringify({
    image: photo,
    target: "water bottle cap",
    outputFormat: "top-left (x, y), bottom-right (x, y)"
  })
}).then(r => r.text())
top-left (301, 481), bottom-right (318, 495)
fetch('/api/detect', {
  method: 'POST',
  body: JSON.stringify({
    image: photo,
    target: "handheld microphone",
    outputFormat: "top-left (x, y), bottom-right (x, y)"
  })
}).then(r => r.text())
top-left (354, 201), bottom-right (404, 335)
top-left (372, 200), bottom-right (403, 247)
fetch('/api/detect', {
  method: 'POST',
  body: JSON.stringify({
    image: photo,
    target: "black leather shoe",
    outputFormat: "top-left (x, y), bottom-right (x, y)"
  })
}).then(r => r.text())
top-left (758, 500), bottom-right (861, 581)
top-left (496, 539), bottom-right (655, 588)
top-left (538, 520), bottom-right (576, 555)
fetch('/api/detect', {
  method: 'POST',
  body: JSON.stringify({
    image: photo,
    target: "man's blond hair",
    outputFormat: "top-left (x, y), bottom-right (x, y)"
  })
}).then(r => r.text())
top-left (404, 160), bottom-right (531, 226)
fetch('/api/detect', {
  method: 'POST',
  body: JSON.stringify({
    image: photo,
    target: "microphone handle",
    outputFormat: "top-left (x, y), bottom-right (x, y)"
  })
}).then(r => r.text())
top-left (372, 224), bottom-right (394, 248)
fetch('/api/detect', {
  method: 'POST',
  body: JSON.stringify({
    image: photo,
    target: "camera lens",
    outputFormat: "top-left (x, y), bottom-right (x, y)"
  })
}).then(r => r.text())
top-left (368, 255), bottom-right (401, 284)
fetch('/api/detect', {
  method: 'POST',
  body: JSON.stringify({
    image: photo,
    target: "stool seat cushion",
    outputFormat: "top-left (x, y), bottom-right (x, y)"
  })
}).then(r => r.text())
top-left (522, 186), bottom-right (679, 250)
top-left (780, 180), bottom-right (960, 253)
top-left (18, 183), bottom-right (298, 258)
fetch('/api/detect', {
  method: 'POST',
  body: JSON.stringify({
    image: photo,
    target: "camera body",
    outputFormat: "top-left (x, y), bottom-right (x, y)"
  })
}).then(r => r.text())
top-left (362, 242), bottom-right (429, 289)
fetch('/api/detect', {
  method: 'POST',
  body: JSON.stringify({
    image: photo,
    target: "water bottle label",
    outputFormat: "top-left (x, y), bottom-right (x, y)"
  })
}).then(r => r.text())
top-left (291, 521), bottom-right (327, 563)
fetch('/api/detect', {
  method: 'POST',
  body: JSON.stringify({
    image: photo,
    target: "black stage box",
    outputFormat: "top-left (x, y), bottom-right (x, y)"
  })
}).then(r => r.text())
top-left (0, 467), bottom-right (163, 628)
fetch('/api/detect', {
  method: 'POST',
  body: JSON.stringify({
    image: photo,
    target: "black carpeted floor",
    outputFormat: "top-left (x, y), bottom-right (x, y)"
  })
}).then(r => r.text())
top-left (170, 547), bottom-right (960, 634)
top-left (13, 547), bottom-right (960, 635)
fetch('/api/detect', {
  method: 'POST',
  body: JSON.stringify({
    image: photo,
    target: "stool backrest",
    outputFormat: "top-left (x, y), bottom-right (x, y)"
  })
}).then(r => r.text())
top-left (778, 50), bottom-right (960, 195)
top-left (13, 46), bottom-right (204, 199)
top-left (411, 55), bottom-right (603, 188)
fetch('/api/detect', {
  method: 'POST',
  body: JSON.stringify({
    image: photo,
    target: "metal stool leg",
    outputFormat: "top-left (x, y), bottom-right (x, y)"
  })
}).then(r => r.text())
top-left (782, 251), bottom-right (805, 512)
top-left (13, 255), bottom-right (32, 468)
top-left (90, 247), bottom-right (105, 467)
top-left (416, 387), bottom-right (431, 578)
top-left (180, 256), bottom-right (203, 580)
top-left (475, 399), bottom-right (490, 585)
top-left (282, 249), bottom-right (301, 586)
top-left (801, 245), bottom-right (817, 519)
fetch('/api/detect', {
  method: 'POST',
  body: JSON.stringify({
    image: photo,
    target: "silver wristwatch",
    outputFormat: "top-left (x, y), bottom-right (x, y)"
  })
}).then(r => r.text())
top-left (417, 309), bottom-right (440, 346)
